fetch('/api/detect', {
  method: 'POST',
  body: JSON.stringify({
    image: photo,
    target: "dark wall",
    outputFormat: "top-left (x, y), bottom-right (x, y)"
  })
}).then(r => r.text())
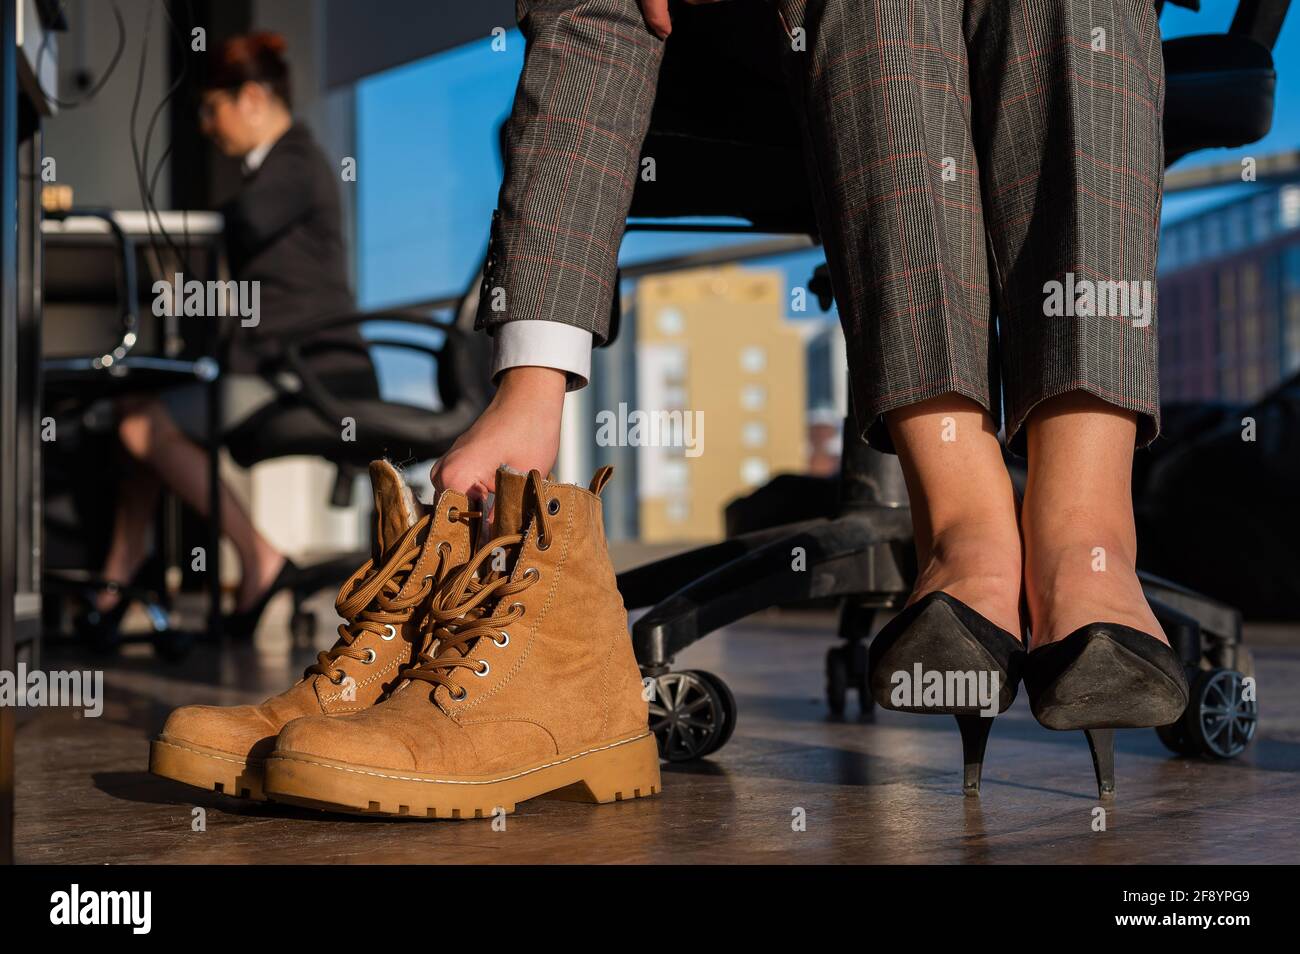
top-left (323, 0), bottom-right (516, 89)
top-left (168, 0), bottom-right (253, 210)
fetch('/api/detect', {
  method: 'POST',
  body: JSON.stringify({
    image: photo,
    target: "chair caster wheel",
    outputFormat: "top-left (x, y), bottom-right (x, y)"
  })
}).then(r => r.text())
top-left (1181, 668), bottom-right (1257, 759)
top-left (694, 669), bottom-right (737, 756)
top-left (1155, 717), bottom-right (1199, 756)
top-left (826, 644), bottom-right (873, 719)
top-left (647, 669), bottom-right (736, 762)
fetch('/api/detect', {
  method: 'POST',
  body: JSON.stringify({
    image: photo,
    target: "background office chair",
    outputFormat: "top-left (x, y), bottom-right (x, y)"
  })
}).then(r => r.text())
top-left (218, 285), bottom-right (493, 640)
top-left (40, 207), bottom-right (493, 651)
top-left (618, 0), bottom-right (1286, 763)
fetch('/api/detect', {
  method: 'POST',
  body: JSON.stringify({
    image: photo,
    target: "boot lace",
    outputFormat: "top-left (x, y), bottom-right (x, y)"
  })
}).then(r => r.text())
top-left (403, 471), bottom-right (553, 700)
top-left (305, 508), bottom-right (475, 684)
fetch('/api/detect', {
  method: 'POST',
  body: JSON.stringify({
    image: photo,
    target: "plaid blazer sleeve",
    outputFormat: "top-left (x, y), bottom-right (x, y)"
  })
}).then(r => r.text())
top-left (475, 0), bottom-right (665, 345)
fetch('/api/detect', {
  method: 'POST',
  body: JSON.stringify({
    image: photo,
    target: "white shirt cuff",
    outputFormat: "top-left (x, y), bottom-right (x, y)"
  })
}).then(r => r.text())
top-left (490, 320), bottom-right (593, 391)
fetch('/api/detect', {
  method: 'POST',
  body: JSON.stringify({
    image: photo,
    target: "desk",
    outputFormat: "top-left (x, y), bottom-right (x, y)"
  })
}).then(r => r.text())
top-left (41, 209), bottom-right (230, 656)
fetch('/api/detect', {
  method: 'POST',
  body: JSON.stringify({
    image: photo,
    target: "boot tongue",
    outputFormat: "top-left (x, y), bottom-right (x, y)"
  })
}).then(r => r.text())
top-left (491, 467), bottom-right (533, 537)
top-left (368, 460), bottom-right (420, 561)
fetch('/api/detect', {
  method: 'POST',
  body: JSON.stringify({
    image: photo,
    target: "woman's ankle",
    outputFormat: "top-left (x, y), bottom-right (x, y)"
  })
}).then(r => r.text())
top-left (235, 548), bottom-right (287, 612)
top-left (1024, 534), bottom-right (1163, 647)
top-left (910, 519), bottom-right (1023, 637)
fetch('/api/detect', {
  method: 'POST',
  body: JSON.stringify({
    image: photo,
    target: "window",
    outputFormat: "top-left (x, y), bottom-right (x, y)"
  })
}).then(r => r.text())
top-left (1253, 195), bottom-right (1274, 243)
top-left (740, 346), bottom-right (767, 373)
top-left (740, 457), bottom-right (769, 487)
top-left (657, 307), bottom-right (685, 336)
top-left (741, 385), bottom-right (767, 410)
top-left (661, 460), bottom-right (688, 490)
top-left (1282, 186), bottom-right (1300, 230)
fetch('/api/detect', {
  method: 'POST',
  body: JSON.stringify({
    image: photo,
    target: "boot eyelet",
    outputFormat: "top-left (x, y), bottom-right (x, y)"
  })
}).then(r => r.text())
top-left (448, 507), bottom-right (460, 522)
top-left (362, 648), bottom-right (377, 664)
top-left (330, 672), bottom-right (347, 685)
top-left (522, 567), bottom-right (539, 583)
top-left (537, 535), bottom-right (551, 552)
top-left (493, 631), bottom-right (510, 648)
top-left (437, 542), bottom-right (452, 559)
top-left (508, 602), bottom-right (525, 616)
top-left (475, 660), bottom-right (490, 677)
top-left (547, 498), bottom-right (561, 515)
top-left (450, 686), bottom-right (468, 701)
top-left (381, 624), bottom-right (397, 641)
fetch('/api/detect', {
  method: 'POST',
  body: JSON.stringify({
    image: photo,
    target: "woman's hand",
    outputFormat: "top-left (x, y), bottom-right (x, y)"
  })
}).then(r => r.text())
top-left (428, 366), bottom-right (567, 504)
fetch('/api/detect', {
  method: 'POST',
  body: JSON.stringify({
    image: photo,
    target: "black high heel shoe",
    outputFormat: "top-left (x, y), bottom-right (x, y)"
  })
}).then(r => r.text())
top-left (72, 563), bottom-right (162, 652)
top-left (223, 558), bottom-right (300, 640)
top-left (868, 592), bottom-right (1025, 796)
top-left (1023, 624), bottom-right (1189, 798)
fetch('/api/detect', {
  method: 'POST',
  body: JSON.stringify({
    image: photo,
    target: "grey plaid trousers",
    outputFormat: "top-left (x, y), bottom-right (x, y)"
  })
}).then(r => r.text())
top-left (478, 0), bottom-right (1165, 453)
top-left (477, 0), bottom-right (663, 342)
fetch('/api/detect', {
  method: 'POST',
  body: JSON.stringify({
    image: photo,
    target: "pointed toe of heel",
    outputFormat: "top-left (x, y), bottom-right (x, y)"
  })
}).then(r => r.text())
top-left (1026, 624), bottom-right (1190, 798)
top-left (1025, 625), bottom-right (1188, 731)
top-left (867, 592), bottom-right (1024, 796)
top-left (867, 593), bottom-right (1024, 715)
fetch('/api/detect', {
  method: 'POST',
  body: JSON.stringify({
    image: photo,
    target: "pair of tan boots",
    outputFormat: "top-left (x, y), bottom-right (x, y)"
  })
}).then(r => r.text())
top-left (149, 462), bottom-right (661, 819)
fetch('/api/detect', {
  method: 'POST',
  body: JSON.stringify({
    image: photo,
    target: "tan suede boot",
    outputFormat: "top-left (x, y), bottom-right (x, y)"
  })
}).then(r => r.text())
top-left (263, 466), bottom-right (660, 819)
top-left (148, 460), bottom-right (476, 800)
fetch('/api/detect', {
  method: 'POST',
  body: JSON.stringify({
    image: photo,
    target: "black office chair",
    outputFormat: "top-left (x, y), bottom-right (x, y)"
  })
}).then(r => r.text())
top-left (40, 207), bottom-right (494, 651)
top-left (618, 0), bottom-right (1285, 763)
top-left (217, 285), bottom-right (493, 640)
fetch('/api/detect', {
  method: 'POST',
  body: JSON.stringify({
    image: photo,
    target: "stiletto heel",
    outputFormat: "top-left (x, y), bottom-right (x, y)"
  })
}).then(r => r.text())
top-left (1025, 624), bottom-right (1188, 798)
top-left (868, 592), bottom-right (1024, 796)
top-left (223, 558), bottom-right (300, 640)
top-left (955, 714), bottom-right (995, 797)
top-left (1084, 728), bottom-right (1116, 799)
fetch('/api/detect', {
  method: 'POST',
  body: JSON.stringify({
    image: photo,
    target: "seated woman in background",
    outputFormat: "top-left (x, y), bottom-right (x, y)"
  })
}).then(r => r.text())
top-left (94, 32), bottom-right (377, 639)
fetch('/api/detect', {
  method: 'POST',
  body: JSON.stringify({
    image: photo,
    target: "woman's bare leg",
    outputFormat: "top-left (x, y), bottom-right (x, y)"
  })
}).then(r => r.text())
top-left (886, 394), bottom-right (1023, 638)
top-left (116, 398), bottom-right (284, 612)
top-left (1021, 392), bottom-right (1164, 649)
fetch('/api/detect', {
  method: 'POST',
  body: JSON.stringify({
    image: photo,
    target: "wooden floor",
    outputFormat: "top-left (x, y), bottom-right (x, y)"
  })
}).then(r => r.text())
top-left (15, 607), bottom-right (1300, 864)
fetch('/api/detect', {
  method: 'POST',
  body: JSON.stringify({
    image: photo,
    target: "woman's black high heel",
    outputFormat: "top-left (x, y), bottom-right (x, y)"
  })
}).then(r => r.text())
top-left (868, 592), bottom-right (1025, 796)
top-left (223, 558), bottom-right (300, 640)
top-left (72, 563), bottom-right (162, 652)
top-left (1023, 623), bottom-right (1189, 798)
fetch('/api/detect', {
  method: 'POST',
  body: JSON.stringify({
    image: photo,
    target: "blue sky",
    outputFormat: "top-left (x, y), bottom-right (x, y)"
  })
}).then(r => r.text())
top-left (355, 0), bottom-right (1300, 316)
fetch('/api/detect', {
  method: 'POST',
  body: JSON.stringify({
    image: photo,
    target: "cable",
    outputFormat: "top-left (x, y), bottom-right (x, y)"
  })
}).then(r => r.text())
top-left (158, 0), bottom-right (196, 271)
top-left (34, 0), bottom-right (128, 110)
top-left (129, 0), bottom-right (195, 277)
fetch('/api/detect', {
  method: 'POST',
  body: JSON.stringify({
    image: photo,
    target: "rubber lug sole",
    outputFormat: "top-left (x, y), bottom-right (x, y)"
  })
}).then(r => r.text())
top-left (263, 732), bottom-right (662, 819)
top-left (149, 736), bottom-right (266, 801)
